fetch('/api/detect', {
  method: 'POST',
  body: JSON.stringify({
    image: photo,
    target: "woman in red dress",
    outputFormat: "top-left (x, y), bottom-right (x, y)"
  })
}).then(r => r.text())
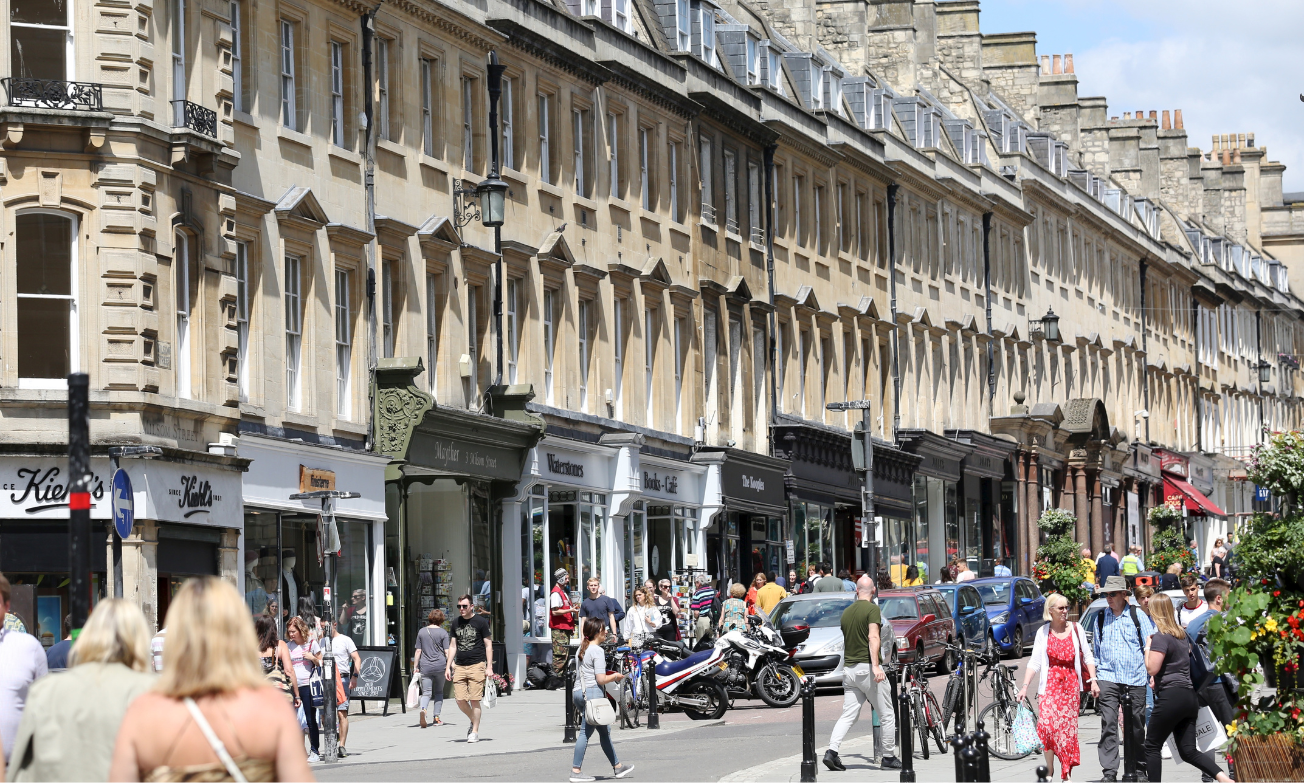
top-left (1019, 593), bottom-right (1099, 781)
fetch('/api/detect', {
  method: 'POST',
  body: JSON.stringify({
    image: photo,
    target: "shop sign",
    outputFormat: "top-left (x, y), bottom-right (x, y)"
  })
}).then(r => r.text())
top-left (408, 436), bottom-right (523, 482)
top-left (546, 453), bottom-right (586, 478)
top-left (533, 444), bottom-right (607, 490)
top-left (299, 466), bottom-right (336, 493)
top-left (132, 461), bottom-right (242, 528)
top-left (642, 470), bottom-right (678, 494)
top-left (1158, 451), bottom-right (1188, 476)
top-left (0, 458), bottom-right (112, 519)
top-left (722, 459), bottom-right (786, 507)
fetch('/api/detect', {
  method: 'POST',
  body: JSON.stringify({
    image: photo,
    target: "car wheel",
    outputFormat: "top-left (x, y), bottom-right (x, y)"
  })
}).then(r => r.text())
top-left (935, 639), bottom-right (955, 675)
top-left (1008, 626), bottom-right (1024, 659)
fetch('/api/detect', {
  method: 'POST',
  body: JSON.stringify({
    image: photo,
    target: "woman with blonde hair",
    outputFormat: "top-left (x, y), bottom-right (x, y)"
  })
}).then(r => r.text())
top-left (9, 599), bottom-right (155, 781)
top-left (1143, 594), bottom-right (1231, 782)
top-left (110, 576), bottom-right (313, 782)
top-left (1018, 593), bottom-right (1099, 781)
top-left (623, 587), bottom-right (661, 641)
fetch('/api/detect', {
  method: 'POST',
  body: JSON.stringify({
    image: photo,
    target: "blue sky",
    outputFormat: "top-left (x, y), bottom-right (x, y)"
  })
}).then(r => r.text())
top-left (976, 0), bottom-right (1304, 194)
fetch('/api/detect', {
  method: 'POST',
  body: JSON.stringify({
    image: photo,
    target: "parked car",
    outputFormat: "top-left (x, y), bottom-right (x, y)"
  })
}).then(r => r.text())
top-left (969, 577), bottom-right (1045, 658)
top-left (933, 583), bottom-right (995, 658)
top-left (771, 593), bottom-right (857, 686)
top-left (878, 587), bottom-right (958, 674)
top-left (1080, 594), bottom-right (1142, 648)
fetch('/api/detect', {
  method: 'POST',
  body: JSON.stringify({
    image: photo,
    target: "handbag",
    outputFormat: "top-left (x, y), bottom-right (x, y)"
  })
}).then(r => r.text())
top-left (583, 690), bottom-right (616, 726)
top-left (1012, 702), bottom-right (1042, 756)
top-left (405, 674), bottom-right (421, 710)
top-left (484, 677), bottom-right (498, 709)
top-left (307, 671), bottom-right (325, 708)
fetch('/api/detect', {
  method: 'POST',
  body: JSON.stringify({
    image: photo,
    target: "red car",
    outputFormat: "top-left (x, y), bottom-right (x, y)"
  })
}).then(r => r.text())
top-left (878, 587), bottom-right (958, 674)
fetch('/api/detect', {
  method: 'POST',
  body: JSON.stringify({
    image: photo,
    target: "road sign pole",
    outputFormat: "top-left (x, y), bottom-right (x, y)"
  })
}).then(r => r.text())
top-left (67, 373), bottom-right (92, 631)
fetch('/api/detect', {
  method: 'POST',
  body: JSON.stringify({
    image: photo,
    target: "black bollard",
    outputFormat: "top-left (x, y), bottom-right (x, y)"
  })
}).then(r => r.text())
top-left (1120, 688), bottom-right (1136, 782)
top-left (961, 741), bottom-right (981, 782)
top-left (1036, 764), bottom-right (1050, 783)
top-left (974, 721), bottom-right (991, 783)
top-left (950, 734), bottom-right (969, 782)
top-left (800, 676), bottom-right (817, 782)
top-left (898, 689), bottom-right (916, 782)
top-left (563, 658), bottom-right (577, 744)
top-left (646, 651), bottom-right (661, 730)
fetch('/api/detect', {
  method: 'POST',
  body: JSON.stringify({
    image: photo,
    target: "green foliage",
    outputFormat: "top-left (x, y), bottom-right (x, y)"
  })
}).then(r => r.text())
top-left (1233, 512), bottom-right (1304, 585)
top-left (1033, 508), bottom-right (1092, 606)
top-left (1146, 504), bottom-right (1194, 575)
top-left (1247, 431), bottom-right (1304, 506)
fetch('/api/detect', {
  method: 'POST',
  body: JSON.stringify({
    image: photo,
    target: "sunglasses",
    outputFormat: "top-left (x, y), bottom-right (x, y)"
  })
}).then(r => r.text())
top-left (458, 603), bottom-right (472, 609)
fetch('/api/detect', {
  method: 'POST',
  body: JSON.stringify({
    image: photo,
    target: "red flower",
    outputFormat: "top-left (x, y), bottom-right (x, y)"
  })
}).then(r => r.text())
top-left (1276, 591), bottom-right (1283, 597)
top-left (1264, 578), bottom-right (1272, 585)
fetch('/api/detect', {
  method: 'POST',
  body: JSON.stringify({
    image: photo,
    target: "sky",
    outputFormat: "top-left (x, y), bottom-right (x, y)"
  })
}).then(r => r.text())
top-left (976, 0), bottom-right (1304, 194)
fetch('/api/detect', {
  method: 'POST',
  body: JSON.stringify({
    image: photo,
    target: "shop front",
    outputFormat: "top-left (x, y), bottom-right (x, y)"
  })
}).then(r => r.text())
top-left (772, 416), bottom-right (860, 580)
top-left (0, 447), bottom-right (246, 641)
top-left (698, 447), bottom-right (789, 590)
top-left (865, 440), bottom-right (922, 584)
top-left (1158, 449), bottom-right (1226, 564)
top-left (625, 453), bottom-right (706, 595)
top-left (947, 430), bottom-right (1018, 577)
top-left (896, 430), bottom-right (972, 584)
top-left (237, 433), bottom-right (389, 647)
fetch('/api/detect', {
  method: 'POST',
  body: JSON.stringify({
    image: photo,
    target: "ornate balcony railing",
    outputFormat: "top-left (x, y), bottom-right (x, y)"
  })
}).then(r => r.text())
top-left (700, 202), bottom-right (717, 226)
top-left (171, 99), bottom-right (217, 138)
top-left (2, 77), bottom-right (103, 111)
top-left (750, 225), bottom-right (766, 246)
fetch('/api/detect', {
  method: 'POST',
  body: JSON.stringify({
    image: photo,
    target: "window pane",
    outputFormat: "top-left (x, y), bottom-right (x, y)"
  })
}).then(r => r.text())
top-left (11, 25), bottom-right (65, 80)
top-left (18, 298), bottom-right (69, 378)
top-left (11, 0), bottom-right (67, 26)
top-left (17, 213), bottom-right (71, 295)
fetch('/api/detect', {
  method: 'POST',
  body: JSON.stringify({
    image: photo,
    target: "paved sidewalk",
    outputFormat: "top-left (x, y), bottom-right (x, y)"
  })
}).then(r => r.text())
top-left (323, 688), bottom-right (715, 769)
top-left (720, 716), bottom-right (1223, 782)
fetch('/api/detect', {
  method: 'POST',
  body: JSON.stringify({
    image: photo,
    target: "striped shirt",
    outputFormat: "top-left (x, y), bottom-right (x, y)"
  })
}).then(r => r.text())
top-left (691, 588), bottom-right (717, 619)
top-left (1092, 606), bottom-right (1156, 687)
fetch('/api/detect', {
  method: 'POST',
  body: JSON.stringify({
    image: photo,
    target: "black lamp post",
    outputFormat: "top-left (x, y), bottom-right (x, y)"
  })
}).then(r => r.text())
top-left (1040, 308), bottom-right (1061, 342)
top-left (486, 52), bottom-right (507, 386)
top-left (1259, 360), bottom-right (1272, 385)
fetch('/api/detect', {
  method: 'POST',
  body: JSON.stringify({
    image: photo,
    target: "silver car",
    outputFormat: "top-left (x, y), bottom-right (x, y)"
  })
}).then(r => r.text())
top-left (771, 593), bottom-right (857, 686)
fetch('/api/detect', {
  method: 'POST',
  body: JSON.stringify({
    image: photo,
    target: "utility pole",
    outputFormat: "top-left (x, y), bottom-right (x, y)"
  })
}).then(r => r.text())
top-left (827, 400), bottom-right (878, 577)
top-left (68, 373), bottom-right (92, 631)
top-left (289, 489), bottom-right (361, 764)
top-left (108, 445), bottom-right (163, 599)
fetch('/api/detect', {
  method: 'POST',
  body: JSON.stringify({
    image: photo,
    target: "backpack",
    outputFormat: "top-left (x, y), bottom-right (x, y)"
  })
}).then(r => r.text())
top-left (1095, 605), bottom-right (1145, 656)
top-left (1189, 623), bottom-right (1217, 690)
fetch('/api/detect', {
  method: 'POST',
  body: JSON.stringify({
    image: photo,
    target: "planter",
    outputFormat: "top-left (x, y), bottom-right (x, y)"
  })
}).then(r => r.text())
top-left (1233, 734), bottom-right (1304, 782)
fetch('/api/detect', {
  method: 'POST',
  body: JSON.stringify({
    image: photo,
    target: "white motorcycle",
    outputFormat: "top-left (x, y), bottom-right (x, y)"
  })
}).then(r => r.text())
top-left (712, 615), bottom-right (808, 708)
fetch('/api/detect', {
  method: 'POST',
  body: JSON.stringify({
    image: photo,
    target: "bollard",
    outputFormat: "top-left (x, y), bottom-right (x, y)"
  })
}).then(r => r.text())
top-left (799, 676), bottom-right (817, 782)
top-left (563, 658), bottom-right (577, 744)
top-left (950, 734), bottom-right (969, 782)
top-left (1120, 688), bottom-right (1136, 782)
top-left (961, 741), bottom-right (981, 782)
top-left (1036, 764), bottom-right (1050, 783)
top-left (974, 721), bottom-right (991, 783)
top-left (646, 650), bottom-right (661, 730)
top-left (898, 689), bottom-right (915, 782)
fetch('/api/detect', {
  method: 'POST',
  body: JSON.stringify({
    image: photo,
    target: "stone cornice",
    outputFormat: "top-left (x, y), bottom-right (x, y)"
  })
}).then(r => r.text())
top-left (488, 18), bottom-right (613, 86)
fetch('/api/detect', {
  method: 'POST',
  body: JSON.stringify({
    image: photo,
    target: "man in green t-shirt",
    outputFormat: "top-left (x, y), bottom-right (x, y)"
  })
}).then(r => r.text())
top-left (824, 575), bottom-right (899, 772)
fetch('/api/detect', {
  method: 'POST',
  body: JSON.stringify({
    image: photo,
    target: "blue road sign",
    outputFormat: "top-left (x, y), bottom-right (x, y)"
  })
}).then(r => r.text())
top-left (112, 469), bottom-right (134, 538)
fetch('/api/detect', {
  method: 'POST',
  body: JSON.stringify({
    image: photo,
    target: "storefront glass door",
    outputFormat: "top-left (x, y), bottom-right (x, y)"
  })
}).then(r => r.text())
top-left (521, 486), bottom-right (609, 643)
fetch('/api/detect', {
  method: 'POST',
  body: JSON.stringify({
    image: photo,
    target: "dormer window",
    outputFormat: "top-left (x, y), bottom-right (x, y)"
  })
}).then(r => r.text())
top-left (699, 5), bottom-right (715, 65)
top-left (829, 74), bottom-right (843, 115)
top-left (810, 65), bottom-right (824, 111)
top-left (582, 0), bottom-right (597, 16)
top-left (614, 0), bottom-right (629, 32)
top-left (869, 89), bottom-right (888, 130)
top-left (676, 0), bottom-right (690, 51)
top-left (746, 37), bottom-right (759, 85)
top-left (767, 48), bottom-right (781, 91)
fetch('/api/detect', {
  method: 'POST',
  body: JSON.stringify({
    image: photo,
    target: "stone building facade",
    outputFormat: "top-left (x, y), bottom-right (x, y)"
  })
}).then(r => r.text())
top-left (1, 0), bottom-right (1300, 674)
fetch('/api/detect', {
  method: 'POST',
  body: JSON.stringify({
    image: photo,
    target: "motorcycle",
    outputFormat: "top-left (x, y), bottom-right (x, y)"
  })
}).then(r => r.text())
top-left (628, 635), bottom-right (732, 720)
top-left (712, 614), bottom-right (808, 707)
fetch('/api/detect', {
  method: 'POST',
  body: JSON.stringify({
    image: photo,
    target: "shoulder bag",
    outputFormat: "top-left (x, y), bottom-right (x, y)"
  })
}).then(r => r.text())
top-left (578, 647), bottom-right (616, 726)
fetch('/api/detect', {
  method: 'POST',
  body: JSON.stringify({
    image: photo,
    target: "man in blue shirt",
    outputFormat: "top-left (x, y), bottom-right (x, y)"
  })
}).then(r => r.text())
top-left (1096, 549), bottom-right (1121, 587)
top-left (1186, 579), bottom-right (1234, 758)
top-left (1093, 576), bottom-right (1155, 782)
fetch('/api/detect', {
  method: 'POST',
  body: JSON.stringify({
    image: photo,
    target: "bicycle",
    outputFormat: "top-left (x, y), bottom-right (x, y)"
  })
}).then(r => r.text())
top-left (975, 654), bottom-right (1034, 760)
top-left (939, 641), bottom-right (987, 736)
top-left (613, 636), bottom-right (656, 729)
top-left (898, 661), bottom-right (947, 757)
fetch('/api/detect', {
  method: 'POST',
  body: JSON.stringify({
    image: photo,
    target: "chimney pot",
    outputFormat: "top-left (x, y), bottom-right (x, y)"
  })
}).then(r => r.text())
top-left (1238, 133), bottom-right (1246, 149)
top-left (1064, 53), bottom-right (1074, 74)
top-left (1223, 149), bottom-right (1232, 165)
top-left (1149, 111), bottom-right (1157, 120)
top-left (1111, 116), bottom-right (1119, 122)
top-left (1052, 54), bottom-right (1063, 74)
top-left (1162, 110), bottom-right (1171, 130)
top-left (1175, 109), bottom-right (1184, 129)
top-left (1124, 112), bottom-right (1132, 120)
top-left (1233, 149), bottom-right (1242, 164)
top-left (1040, 55), bottom-right (1050, 75)
top-left (1248, 133), bottom-right (1256, 147)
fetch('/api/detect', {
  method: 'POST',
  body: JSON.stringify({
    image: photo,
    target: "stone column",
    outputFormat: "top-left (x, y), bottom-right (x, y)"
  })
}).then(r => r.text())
top-left (122, 520), bottom-right (160, 631)
top-left (1074, 466), bottom-right (1089, 546)
top-left (1060, 466), bottom-right (1075, 513)
top-left (1026, 452), bottom-right (1041, 570)
top-left (1015, 448), bottom-right (1029, 574)
top-left (1090, 472), bottom-right (1104, 556)
top-left (219, 528), bottom-right (240, 589)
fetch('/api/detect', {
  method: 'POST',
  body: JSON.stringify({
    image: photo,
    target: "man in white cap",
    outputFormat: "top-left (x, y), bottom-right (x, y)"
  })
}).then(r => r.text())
top-left (548, 568), bottom-right (578, 689)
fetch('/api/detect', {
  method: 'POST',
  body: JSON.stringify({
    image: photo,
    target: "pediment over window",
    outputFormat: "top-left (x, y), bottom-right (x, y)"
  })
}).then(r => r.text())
top-left (274, 186), bottom-right (328, 230)
top-left (640, 256), bottom-right (673, 291)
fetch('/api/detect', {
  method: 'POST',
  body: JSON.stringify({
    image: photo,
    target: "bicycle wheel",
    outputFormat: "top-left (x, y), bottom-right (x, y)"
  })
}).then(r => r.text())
top-left (978, 700), bottom-right (1030, 760)
top-left (922, 689), bottom-right (947, 754)
top-left (912, 693), bottom-right (931, 760)
top-left (941, 675), bottom-right (963, 731)
top-left (618, 677), bottom-right (641, 729)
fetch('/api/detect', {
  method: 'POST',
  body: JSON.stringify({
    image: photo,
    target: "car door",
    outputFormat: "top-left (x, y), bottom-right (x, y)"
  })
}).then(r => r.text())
top-left (966, 586), bottom-right (986, 645)
top-left (928, 593), bottom-right (951, 655)
top-left (1021, 581), bottom-right (1045, 635)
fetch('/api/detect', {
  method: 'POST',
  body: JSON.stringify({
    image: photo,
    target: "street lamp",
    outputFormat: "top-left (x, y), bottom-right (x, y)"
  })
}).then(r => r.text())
top-left (1259, 360), bottom-right (1272, 384)
top-left (476, 175), bottom-right (508, 228)
top-left (1038, 308), bottom-right (1061, 343)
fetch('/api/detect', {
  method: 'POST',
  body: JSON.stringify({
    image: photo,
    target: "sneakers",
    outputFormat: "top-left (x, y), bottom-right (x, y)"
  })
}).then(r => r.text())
top-left (614, 763), bottom-right (636, 778)
top-left (307, 752), bottom-right (321, 763)
top-left (823, 751), bottom-right (846, 772)
top-left (420, 710), bottom-right (428, 728)
top-left (467, 731), bottom-right (479, 743)
top-left (880, 756), bottom-right (902, 770)
top-left (1102, 773), bottom-right (1117, 783)
top-left (1161, 743), bottom-right (1173, 760)
top-left (569, 774), bottom-right (596, 782)
top-left (337, 747), bottom-right (348, 758)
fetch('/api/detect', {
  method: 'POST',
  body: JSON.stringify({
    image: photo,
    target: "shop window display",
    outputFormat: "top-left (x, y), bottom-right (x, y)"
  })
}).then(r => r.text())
top-left (792, 501), bottom-right (834, 576)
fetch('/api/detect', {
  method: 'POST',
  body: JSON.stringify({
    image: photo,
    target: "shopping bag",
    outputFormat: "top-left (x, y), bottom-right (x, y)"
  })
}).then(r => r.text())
top-left (405, 674), bottom-right (421, 710)
top-left (1012, 702), bottom-right (1042, 756)
top-left (1195, 706), bottom-right (1228, 753)
top-left (296, 702), bottom-right (309, 732)
top-left (484, 677), bottom-right (498, 709)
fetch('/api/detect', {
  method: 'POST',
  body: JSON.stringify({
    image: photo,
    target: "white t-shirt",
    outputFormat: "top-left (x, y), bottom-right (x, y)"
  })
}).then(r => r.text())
top-left (1179, 600), bottom-right (1210, 628)
top-left (0, 628), bottom-right (48, 764)
top-left (955, 570), bottom-right (976, 582)
top-left (329, 634), bottom-right (358, 675)
top-left (288, 639), bottom-right (321, 682)
top-left (151, 628), bottom-right (167, 672)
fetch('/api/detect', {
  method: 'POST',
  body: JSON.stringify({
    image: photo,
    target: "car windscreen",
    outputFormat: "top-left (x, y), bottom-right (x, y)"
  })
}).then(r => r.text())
top-left (773, 597), bottom-right (854, 628)
top-left (879, 596), bottom-right (919, 621)
top-left (975, 583), bottom-right (1013, 606)
top-left (932, 589), bottom-right (956, 612)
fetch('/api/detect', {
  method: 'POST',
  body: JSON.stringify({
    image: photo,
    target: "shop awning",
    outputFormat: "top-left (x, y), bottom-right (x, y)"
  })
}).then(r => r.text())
top-left (1162, 473), bottom-right (1225, 516)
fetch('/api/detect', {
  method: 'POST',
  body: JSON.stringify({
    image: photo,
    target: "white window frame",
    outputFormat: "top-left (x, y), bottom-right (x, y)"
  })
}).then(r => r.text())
top-left (539, 93), bottom-right (552, 185)
top-left (700, 5), bottom-right (715, 65)
top-left (10, 0), bottom-right (73, 84)
top-left (668, 141), bottom-right (679, 221)
top-left (330, 41), bottom-right (345, 147)
top-left (467, 286), bottom-right (480, 400)
top-left (463, 75), bottom-right (475, 171)
top-left (501, 78), bottom-right (514, 169)
top-left (235, 240), bottom-right (249, 401)
top-left (813, 184), bottom-right (822, 252)
top-left (335, 269), bottom-right (352, 418)
top-left (608, 112), bottom-right (619, 199)
top-left (673, 315), bottom-right (684, 434)
top-left (421, 58), bottom-right (434, 157)
top-left (578, 299), bottom-right (590, 412)
top-left (175, 230), bottom-right (192, 399)
top-left (613, 297), bottom-right (625, 418)
top-left (645, 309), bottom-right (656, 425)
top-left (229, 1), bottom-right (242, 112)
top-left (748, 161), bottom-right (761, 240)
top-left (746, 37), bottom-right (759, 85)
top-left (676, 0), bottom-right (691, 51)
top-left (793, 175), bottom-right (803, 246)
top-left (723, 149), bottom-right (737, 233)
top-left (426, 272), bottom-right (439, 394)
top-left (699, 137), bottom-right (713, 223)
top-left (173, 0), bottom-right (187, 126)
top-left (15, 210), bottom-right (79, 390)
top-left (279, 19), bottom-right (295, 131)
top-left (543, 289), bottom-right (556, 404)
top-left (377, 37), bottom-right (391, 141)
top-left (767, 49), bottom-right (780, 91)
top-left (506, 277), bottom-right (519, 383)
top-left (284, 254), bottom-right (303, 412)
top-left (573, 107), bottom-right (586, 197)
top-left (639, 128), bottom-right (650, 210)
top-left (382, 262), bottom-right (395, 358)
top-left (614, 0), bottom-right (629, 32)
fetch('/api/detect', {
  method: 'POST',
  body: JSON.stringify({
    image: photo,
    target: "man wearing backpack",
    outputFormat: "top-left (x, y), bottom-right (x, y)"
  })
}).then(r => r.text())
top-left (1093, 576), bottom-right (1157, 783)
top-left (1186, 579), bottom-right (1234, 783)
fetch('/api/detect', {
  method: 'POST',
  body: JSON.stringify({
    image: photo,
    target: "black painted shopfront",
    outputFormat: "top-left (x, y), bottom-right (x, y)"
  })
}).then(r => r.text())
top-left (700, 448), bottom-right (790, 588)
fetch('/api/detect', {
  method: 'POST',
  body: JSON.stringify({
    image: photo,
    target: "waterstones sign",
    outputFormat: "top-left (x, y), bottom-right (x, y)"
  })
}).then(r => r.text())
top-left (546, 453), bottom-right (585, 478)
top-left (0, 458), bottom-right (113, 519)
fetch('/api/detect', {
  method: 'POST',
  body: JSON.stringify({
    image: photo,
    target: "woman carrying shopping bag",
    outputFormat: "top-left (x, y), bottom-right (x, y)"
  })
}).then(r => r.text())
top-left (569, 617), bottom-right (635, 783)
top-left (1018, 593), bottom-right (1099, 782)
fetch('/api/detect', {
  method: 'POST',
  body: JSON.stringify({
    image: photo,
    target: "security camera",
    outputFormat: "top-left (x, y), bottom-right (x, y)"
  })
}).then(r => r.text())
top-left (1134, 409), bottom-right (1149, 419)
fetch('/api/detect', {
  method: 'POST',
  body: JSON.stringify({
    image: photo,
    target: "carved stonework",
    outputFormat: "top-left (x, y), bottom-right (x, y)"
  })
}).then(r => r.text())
top-left (373, 358), bottom-right (434, 459)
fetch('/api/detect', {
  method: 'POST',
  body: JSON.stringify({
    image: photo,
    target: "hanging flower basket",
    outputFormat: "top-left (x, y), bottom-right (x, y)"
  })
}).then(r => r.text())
top-left (1231, 734), bottom-right (1304, 782)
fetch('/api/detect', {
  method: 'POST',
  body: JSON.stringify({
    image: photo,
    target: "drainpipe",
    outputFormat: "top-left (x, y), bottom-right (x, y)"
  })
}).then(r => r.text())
top-left (362, 4), bottom-right (381, 450)
top-left (1139, 258), bottom-right (1150, 443)
top-left (887, 184), bottom-right (901, 440)
top-left (1256, 309), bottom-right (1265, 443)
top-left (1192, 292), bottom-right (1201, 452)
top-left (764, 142), bottom-right (779, 457)
top-left (982, 211), bottom-right (995, 414)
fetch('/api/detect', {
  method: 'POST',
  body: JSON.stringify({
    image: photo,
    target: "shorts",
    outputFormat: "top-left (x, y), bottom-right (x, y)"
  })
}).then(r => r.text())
top-left (452, 661), bottom-right (487, 701)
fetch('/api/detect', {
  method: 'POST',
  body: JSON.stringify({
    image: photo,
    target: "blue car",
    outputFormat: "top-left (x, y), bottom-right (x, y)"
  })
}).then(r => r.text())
top-left (932, 583), bottom-right (994, 658)
top-left (969, 576), bottom-right (1045, 658)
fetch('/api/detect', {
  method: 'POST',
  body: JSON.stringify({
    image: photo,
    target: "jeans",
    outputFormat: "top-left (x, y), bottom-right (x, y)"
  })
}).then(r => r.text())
top-left (297, 683), bottom-right (320, 754)
top-left (419, 670), bottom-right (446, 716)
top-left (1144, 688), bottom-right (1224, 781)
top-left (829, 663), bottom-right (896, 757)
top-left (1097, 680), bottom-right (1147, 775)
top-left (572, 687), bottom-right (620, 770)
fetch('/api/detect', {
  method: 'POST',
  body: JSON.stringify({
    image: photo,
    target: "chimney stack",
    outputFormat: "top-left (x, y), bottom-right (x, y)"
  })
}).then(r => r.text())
top-left (1162, 110), bottom-right (1171, 130)
top-left (1149, 111), bottom-right (1157, 121)
top-left (1064, 54), bottom-right (1074, 74)
top-left (1040, 55), bottom-right (1050, 75)
top-left (1052, 54), bottom-right (1062, 74)
top-left (1175, 109), bottom-right (1183, 129)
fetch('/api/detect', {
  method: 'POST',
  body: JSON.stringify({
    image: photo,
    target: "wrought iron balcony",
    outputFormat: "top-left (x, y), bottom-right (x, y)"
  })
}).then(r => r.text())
top-left (750, 225), bottom-right (766, 246)
top-left (2, 77), bottom-right (103, 111)
top-left (700, 202), bottom-right (716, 226)
top-left (171, 99), bottom-right (217, 138)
